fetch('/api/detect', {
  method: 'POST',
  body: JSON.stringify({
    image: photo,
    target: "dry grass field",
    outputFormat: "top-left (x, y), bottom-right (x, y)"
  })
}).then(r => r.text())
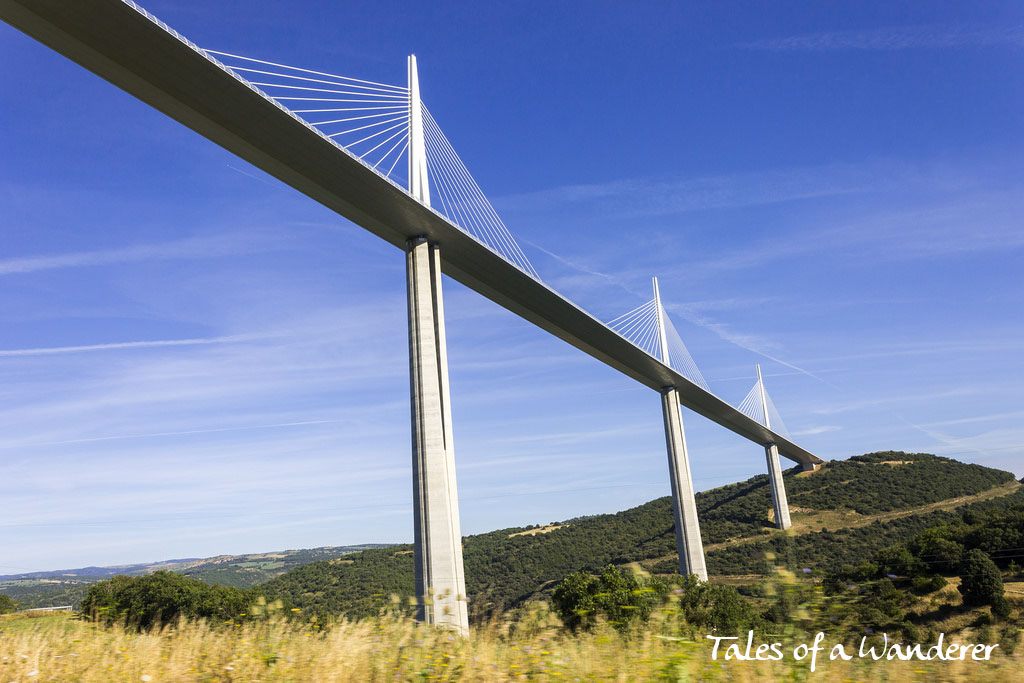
top-left (2, 610), bottom-right (1022, 682)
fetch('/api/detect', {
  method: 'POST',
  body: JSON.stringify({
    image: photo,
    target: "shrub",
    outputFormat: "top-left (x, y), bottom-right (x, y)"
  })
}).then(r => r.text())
top-left (551, 565), bottom-right (667, 632)
top-left (991, 595), bottom-right (1011, 621)
top-left (912, 575), bottom-right (948, 595)
top-left (670, 573), bottom-right (761, 636)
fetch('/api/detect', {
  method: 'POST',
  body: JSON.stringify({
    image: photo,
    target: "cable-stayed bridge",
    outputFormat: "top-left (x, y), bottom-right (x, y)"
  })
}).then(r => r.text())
top-left (1, 0), bottom-right (824, 634)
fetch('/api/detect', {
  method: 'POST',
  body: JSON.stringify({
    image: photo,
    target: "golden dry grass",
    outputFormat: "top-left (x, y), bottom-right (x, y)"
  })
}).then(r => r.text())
top-left (2, 611), bottom-right (1022, 682)
top-left (508, 524), bottom-right (566, 538)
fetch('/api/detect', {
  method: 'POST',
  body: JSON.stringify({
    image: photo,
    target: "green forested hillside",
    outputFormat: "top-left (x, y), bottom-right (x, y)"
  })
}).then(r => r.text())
top-left (261, 452), bottom-right (1021, 622)
top-left (0, 545), bottom-right (390, 609)
top-left (683, 489), bottom-right (1024, 577)
top-left (177, 545), bottom-right (392, 588)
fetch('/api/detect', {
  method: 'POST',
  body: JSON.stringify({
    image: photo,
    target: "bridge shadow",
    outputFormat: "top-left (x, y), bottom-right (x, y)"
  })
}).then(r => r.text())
top-left (699, 478), bottom-right (766, 515)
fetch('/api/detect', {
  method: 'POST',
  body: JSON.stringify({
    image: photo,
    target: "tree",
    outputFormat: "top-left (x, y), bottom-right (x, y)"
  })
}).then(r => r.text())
top-left (551, 565), bottom-right (667, 632)
top-left (911, 527), bottom-right (964, 573)
top-left (707, 583), bottom-right (755, 635)
top-left (874, 545), bottom-right (924, 578)
top-left (0, 595), bottom-right (16, 614)
top-left (958, 549), bottom-right (1004, 608)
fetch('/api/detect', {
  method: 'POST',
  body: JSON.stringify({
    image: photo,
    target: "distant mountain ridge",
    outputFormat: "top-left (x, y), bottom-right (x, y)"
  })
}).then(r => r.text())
top-left (0, 545), bottom-right (393, 609)
top-left (0, 559), bottom-right (203, 582)
top-left (0, 546), bottom-right (396, 584)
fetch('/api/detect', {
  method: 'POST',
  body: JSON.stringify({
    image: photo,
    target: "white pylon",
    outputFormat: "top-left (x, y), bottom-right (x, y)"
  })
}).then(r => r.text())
top-left (653, 277), bottom-right (707, 580)
top-left (757, 364), bottom-right (792, 530)
top-left (653, 277), bottom-right (671, 367)
top-left (405, 56), bottom-right (467, 634)
top-left (756, 364), bottom-right (771, 431)
top-left (407, 55), bottom-right (430, 205)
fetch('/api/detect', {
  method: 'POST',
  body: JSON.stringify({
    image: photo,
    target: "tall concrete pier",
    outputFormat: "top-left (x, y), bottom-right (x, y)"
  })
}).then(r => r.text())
top-left (758, 365), bottom-right (792, 530)
top-left (654, 278), bottom-right (708, 580)
top-left (406, 55), bottom-right (469, 634)
top-left (406, 238), bottom-right (469, 634)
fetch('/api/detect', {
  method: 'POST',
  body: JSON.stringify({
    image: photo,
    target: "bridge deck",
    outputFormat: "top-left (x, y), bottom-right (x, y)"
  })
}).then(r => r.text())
top-left (0, 0), bottom-right (822, 466)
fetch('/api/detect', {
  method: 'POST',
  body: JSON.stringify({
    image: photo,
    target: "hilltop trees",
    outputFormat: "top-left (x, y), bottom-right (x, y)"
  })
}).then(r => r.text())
top-left (827, 504), bottom-right (1024, 592)
top-left (820, 503), bottom-right (1022, 631)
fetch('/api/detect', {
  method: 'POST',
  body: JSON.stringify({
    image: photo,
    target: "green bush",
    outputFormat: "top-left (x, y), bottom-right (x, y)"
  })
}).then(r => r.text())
top-left (550, 566), bottom-right (760, 637)
top-left (551, 565), bottom-right (668, 632)
top-left (912, 575), bottom-right (948, 594)
top-left (958, 550), bottom-right (1004, 608)
top-left (81, 571), bottom-right (254, 630)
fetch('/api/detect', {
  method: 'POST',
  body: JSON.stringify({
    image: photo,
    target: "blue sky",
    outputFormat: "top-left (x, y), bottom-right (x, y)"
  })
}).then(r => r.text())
top-left (1, 1), bottom-right (1022, 573)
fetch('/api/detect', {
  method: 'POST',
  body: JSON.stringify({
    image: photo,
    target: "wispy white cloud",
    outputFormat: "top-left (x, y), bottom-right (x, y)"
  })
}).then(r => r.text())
top-left (0, 335), bottom-right (257, 357)
top-left (525, 240), bottom-right (648, 299)
top-left (712, 368), bottom-right (830, 384)
top-left (0, 306), bottom-right (408, 447)
top-left (506, 158), bottom-right (1023, 284)
top-left (921, 411), bottom-right (1024, 428)
top-left (0, 233), bottom-right (275, 276)
top-left (500, 164), bottom-right (868, 219)
top-left (740, 24), bottom-right (1024, 52)
top-left (654, 189), bottom-right (1024, 287)
top-left (802, 340), bottom-right (1023, 365)
top-left (911, 423), bottom-right (1024, 464)
top-left (0, 418), bottom-right (351, 450)
top-left (810, 387), bottom-right (986, 416)
top-left (501, 424), bottom-right (651, 447)
top-left (662, 301), bottom-right (829, 384)
top-left (791, 425), bottom-right (841, 436)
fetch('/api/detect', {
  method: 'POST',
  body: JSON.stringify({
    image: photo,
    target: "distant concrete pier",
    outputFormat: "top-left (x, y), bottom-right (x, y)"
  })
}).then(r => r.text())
top-left (765, 442), bottom-right (792, 529)
top-left (661, 387), bottom-right (709, 580)
top-left (654, 278), bottom-right (707, 580)
top-left (757, 365), bottom-right (792, 530)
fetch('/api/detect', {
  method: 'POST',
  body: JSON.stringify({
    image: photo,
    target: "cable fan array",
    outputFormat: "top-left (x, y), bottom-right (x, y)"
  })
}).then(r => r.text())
top-left (737, 377), bottom-right (790, 438)
top-left (208, 50), bottom-right (413, 184)
top-left (605, 296), bottom-right (794, 436)
top-left (421, 107), bottom-right (539, 279)
top-left (205, 51), bottom-right (541, 280)
top-left (605, 299), bottom-right (709, 390)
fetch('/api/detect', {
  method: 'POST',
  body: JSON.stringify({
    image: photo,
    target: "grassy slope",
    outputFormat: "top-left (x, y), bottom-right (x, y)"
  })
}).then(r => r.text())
top-left (260, 452), bottom-right (1021, 622)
